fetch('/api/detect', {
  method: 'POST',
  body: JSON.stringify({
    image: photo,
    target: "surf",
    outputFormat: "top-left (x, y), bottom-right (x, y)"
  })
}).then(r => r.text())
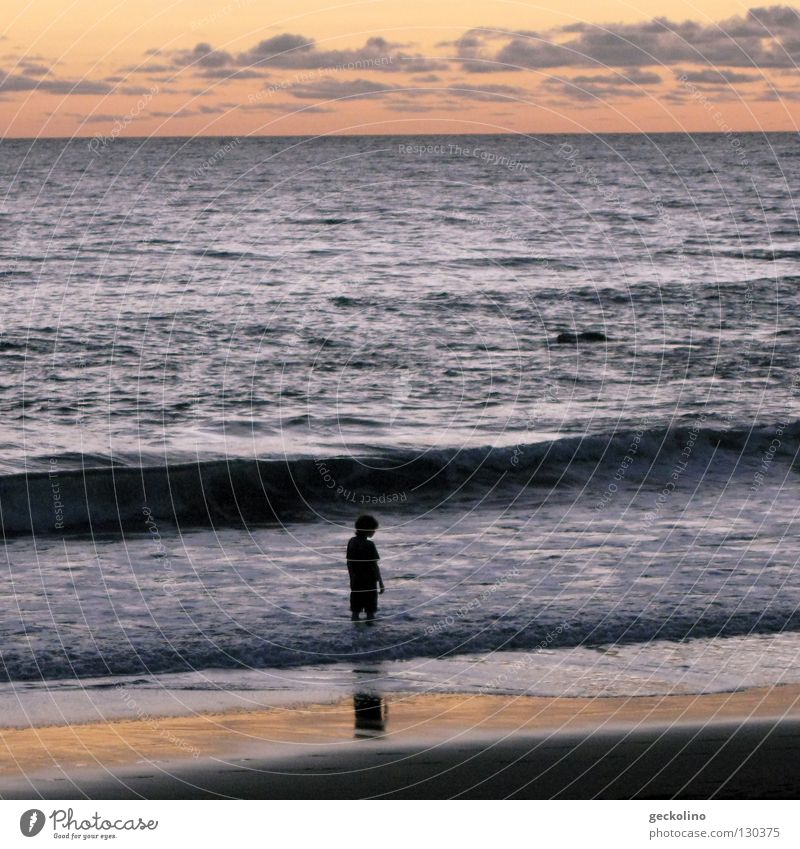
top-left (3, 419), bottom-right (798, 536)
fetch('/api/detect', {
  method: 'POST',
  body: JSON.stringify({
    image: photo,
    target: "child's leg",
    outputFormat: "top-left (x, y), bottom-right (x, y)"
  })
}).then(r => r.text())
top-left (350, 591), bottom-right (362, 620)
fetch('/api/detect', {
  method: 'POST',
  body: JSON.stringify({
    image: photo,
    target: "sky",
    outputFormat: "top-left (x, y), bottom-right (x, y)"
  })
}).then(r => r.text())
top-left (1, 1), bottom-right (800, 136)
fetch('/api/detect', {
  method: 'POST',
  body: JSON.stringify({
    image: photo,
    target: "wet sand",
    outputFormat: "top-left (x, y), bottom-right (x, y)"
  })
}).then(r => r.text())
top-left (1, 686), bottom-right (799, 799)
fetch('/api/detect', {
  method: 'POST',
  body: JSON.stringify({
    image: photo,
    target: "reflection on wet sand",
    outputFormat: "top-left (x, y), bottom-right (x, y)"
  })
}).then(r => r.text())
top-left (353, 694), bottom-right (387, 738)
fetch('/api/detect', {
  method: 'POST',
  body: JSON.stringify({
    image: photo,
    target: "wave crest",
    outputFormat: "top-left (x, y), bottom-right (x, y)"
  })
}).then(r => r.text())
top-left (4, 420), bottom-right (797, 536)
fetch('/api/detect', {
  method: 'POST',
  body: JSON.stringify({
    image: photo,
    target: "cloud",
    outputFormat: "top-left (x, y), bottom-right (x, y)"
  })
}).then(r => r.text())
top-left (388, 57), bottom-right (449, 73)
top-left (748, 5), bottom-right (800, 27)
top-left (150, 103), bottom-right (229, 117)
top-left (456, 6), bottom-right (800, 71)
top-left (173, 42), bottom-right (236, 70)
top-left (381, 86), bottom-right (527, 111)
top-left (126, 62), bottom-right (174, 74)
top-left (759, 82), bottom-right (800, 99)
top-left (241, 100), bottom-right (332, 113)
top-left (172, 34), bottom-right (447, 78)
top-left (386, 101), bottom-right (462, 112)
top-left (192, 67), bottom-right (266, 80)
top-left (571, 69), bottom-right (662, 85)
top-left (542, 80), bottom-right (648, 101)
top-left (539, 68), bottom-right (661, 102)
top-left (76, 113), bottom-right (127, 124)
top-left (0, 69), bottom-right (112, 94)
top-left (6, 8), bottom-right (796, 121)
top-left (439, 83), bottom-right (527, 101)
top-left (675, 68), bottom-right (762, 84)
top-left (236, 33), bottom-right (315, 67)
top-left (237, 33), bottom-right (444, 72)
top-left (289, 77), bottom-right (395, 99)
top-left (118, 84), bottom-right (158, 95)
top-left (282, 77), bottom-right (528, 104)
top-left (17, 62), bottom-right (50, 76)
top-left (173, 41), bottom-right (236, 77)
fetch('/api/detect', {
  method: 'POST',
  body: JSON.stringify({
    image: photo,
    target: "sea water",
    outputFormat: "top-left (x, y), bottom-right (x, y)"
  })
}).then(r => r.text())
top-left (1, 133), bottom-right (799, 719)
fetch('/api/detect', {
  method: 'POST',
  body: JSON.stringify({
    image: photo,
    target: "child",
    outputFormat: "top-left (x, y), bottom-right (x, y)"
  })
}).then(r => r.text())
top-left (346, 514), bottom-right (385, 621)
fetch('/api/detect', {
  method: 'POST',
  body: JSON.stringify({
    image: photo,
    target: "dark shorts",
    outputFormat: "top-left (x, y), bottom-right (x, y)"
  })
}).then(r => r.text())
top-left (350, 588), bottom-right (378, 615)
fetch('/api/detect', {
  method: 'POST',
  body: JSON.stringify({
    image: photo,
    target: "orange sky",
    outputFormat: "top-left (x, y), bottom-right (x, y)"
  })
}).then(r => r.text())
top-left (1, 1), bottom-right (799, 136)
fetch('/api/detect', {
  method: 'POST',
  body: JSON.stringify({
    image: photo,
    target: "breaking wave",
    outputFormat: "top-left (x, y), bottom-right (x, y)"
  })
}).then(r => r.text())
top-left (4, 420), bottom-right (798, 536)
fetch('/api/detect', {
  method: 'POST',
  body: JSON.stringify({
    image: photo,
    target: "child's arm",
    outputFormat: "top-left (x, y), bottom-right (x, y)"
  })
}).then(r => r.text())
top-left (372, 542), bottom-right (385, 593)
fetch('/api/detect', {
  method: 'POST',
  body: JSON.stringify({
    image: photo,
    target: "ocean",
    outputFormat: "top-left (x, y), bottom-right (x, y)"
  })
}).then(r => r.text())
top-left (1, 132), bottom-right (799, 722)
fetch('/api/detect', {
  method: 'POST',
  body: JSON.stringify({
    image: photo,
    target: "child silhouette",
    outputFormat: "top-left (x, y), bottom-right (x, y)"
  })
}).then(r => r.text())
top-left (346, 514), bottom-right (385, 621)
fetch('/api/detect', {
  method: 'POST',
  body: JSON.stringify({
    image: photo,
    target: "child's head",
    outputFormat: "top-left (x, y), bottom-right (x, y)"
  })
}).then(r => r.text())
top-left (355, 514), bottom-right (379, 537)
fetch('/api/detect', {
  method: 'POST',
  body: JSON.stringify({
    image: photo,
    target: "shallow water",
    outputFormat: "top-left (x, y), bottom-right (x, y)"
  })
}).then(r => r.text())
top-left (3, 632), bottom-right (800, 729)
top-left (2, 469), bottom-right (798, 682)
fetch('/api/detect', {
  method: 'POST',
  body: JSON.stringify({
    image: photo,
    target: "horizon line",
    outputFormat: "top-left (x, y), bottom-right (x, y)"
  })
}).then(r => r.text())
top-left (2, 129), bottom-right (798, 141)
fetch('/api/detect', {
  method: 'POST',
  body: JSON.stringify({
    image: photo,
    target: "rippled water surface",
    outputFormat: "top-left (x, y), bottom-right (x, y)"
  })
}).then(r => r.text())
top-left (1, 133), bottom-right (799, 697)
top-left (1, 133), bottom-right (798, 468)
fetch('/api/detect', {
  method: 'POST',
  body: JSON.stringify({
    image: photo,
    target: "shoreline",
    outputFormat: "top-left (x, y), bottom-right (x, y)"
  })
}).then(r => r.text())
top-left (1, 685), bottom-right (799, 799)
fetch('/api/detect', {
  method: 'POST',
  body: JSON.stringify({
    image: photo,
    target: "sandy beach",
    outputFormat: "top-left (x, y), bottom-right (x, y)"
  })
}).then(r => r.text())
top-left (1, 685), bottom-right (798, 799)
